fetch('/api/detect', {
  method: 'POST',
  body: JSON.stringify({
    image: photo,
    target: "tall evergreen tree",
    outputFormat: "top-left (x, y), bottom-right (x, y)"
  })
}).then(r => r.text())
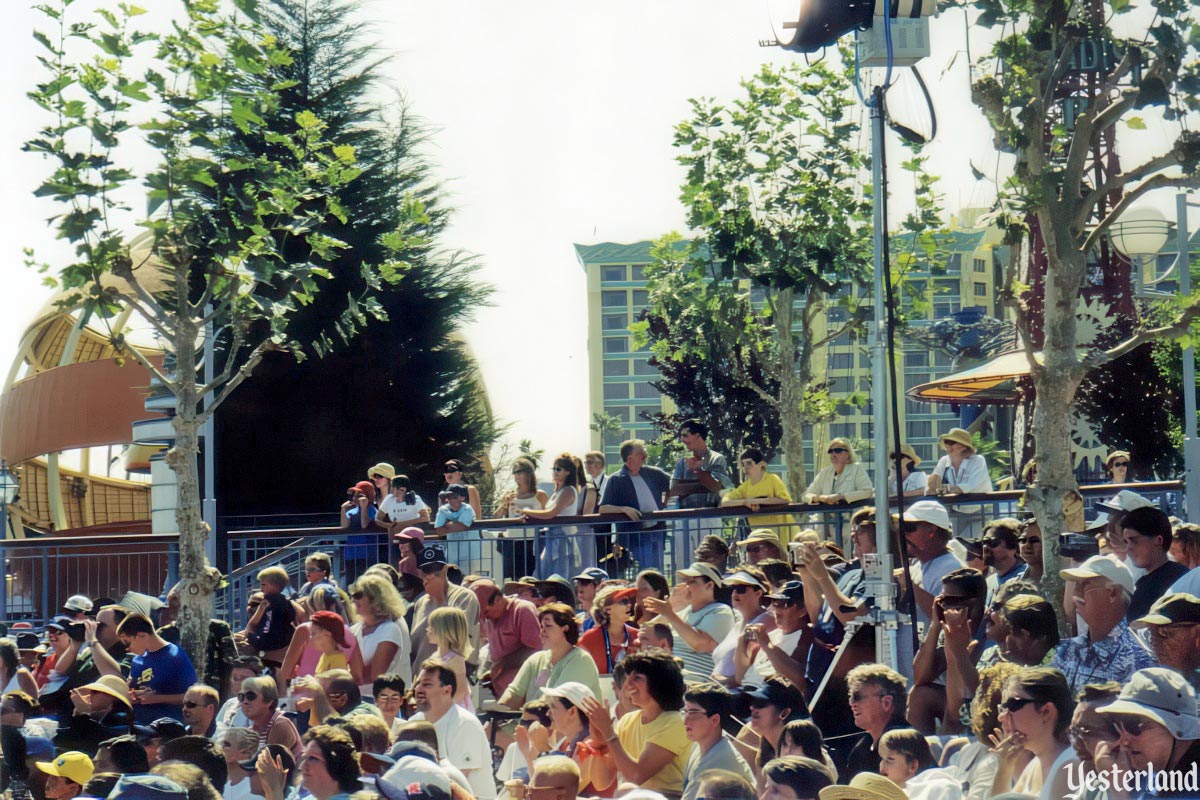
top-left (216, 0), bottom-right (500, 515)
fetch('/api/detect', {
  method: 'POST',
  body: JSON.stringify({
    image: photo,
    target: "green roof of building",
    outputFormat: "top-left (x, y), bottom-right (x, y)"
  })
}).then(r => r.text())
top-left (573, 240), bottom-right (689, 269)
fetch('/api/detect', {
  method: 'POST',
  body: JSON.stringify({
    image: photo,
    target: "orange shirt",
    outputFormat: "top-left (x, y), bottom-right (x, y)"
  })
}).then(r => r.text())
top-left (577, 624), bottom-right (639, 674)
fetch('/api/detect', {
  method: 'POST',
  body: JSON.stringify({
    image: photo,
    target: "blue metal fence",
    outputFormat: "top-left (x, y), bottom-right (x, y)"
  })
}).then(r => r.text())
top-left (0, 480), bottom-right (1184, 630)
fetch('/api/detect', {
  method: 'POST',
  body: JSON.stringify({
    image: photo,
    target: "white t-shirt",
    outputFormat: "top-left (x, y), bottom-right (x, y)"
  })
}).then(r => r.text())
top-left (911, 551), bottom-right (964, 626)
top-left (379, 493), bottom-right (429, 524)
top-left (744, 627), bottom-right (804, 686)
top-left (353, 618), bottom-right (412, 690)
top-left (223, 779), bottom-right (263, 800)
top-left (412, 706), bottom-right (495, 800)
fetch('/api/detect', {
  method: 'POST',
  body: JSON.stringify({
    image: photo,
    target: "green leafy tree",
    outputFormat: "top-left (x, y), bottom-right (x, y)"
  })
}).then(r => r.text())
top-left (213, 0), bottom-right (500, 509)
top-left (590, 412), bottom-right (623, 454)
top-left (963, 0), bottom-right (1200, 614)
top-left (637, 60), bottom-right (944, 497)
top-left (24, 0), bottom-right (399, 671)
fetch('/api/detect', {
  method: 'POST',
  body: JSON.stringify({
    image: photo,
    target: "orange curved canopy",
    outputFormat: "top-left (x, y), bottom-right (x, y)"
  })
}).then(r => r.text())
top-left (0, 356), bottom-right (163, 464)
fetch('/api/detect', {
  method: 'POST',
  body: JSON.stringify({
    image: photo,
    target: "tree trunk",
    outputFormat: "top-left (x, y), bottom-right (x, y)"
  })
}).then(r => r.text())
top-left (1028, 214), bottom-right (1088, 636)
top-left (164, 308), bottom-right (215, 678)
top-left (776, 288), bottom-right (809, 498)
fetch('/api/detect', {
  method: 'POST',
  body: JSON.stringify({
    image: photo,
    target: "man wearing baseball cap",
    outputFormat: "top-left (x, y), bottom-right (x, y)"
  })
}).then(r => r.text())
top-left (573, 567), bottom-right (609, 632)
top-left (898, 500), bottom-right (963, 627)
top-left (643, 563), bottom-right (734, 681)
top-left (1132, 592), bottom-right (1200, 686)
top-left (1052, 554), bottom-right (1156, 693)
top-left (1097, 668), bottom-right (1200, 775)
top-left (737, 581), bottom-right (809, 687)
top-left (409, 545), bottom-right (480, 667)
top-left (470, 579), bottom-right (540, 696)
top-left (36, 751), bottom-right (94, 800)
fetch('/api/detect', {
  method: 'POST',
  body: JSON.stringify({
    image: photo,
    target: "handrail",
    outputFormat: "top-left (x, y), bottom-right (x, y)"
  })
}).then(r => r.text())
top-left (0, 532), bottom-right (180, 549)
top-left (222, 480), bottom-right (1183, 540)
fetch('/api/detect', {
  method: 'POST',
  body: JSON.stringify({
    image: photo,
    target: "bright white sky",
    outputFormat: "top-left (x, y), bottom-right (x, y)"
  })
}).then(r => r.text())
top-left (0, 1), bottom-right (1192, 476)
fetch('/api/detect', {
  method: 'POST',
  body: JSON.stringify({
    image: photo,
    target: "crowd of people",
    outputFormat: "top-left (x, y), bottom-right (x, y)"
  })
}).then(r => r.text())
top-left (3, 428), bottom-right (1197, 800)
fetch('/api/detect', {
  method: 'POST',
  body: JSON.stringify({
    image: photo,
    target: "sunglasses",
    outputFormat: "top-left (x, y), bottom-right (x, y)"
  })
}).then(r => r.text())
top-left (443, 467), bottom-right (459, 473)
top-left (552, 466), bottom-right (567, 473)
top-left (1111, 461), bottom-right (1129, 468)
top-left (850, 691), bottom-right (885, 703)
top-left (183, 701), bottom-right (201, 709)
top-left (1069, 723), bottom-right (1118, 741)
top-left (732, 585), bottom-right (757, 594)
top-left (371, 474), bottom-right (386, 480)
top-left (1001, 696), bottom-right (1039, 713)
top-left (1109, 716), bottom-right (1156, 736)
top-left (940, 596), bottom-right (972, 608)
top-left (518, 718), bottom-right (536, 728)
top-left (237, 691), bottom-right (259, 702)
top-left (746, 544), bottom-right (766, 553)
top-left (828, 448), bottom-right (848, 454)
top-left (351, 592), bottom-right (365, 600)
top-left (770, 599), bottom-right (796, 608)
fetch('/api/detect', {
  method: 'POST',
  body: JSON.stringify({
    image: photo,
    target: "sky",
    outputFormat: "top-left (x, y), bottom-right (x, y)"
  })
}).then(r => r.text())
top-left (0, 1), bottom-right (1193, 477)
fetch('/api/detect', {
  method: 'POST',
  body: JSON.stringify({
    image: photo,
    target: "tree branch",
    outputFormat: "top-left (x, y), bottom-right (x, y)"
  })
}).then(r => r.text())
top-left (197, 336), bottom-right (278, 424)
top-left (111, 292), bottom-right (179, 343)
top-left (113, 337), bottom-right (177, 393)
top-left (1081, 173), bottom-right (1200, 253)
top-left (1075, 152), bottom-right (1179, 231)
top-left (1088, 300), bottom-right (1200, 368)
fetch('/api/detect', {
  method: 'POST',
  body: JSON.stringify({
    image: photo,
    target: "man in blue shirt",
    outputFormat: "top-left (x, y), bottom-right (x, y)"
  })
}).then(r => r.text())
top-left (116, 613), bottom-right (197, 725)
top-left (598, 439), bottom-right (671, 571)
top-left (669, 420), bottom-right (734, 560)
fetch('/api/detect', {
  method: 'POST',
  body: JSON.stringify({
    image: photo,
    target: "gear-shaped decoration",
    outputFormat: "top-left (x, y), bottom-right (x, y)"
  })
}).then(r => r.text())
top-left (1075, 296), bottom-right (1115, 353)
top-left (1071, 409), bottom-right (1108, 472)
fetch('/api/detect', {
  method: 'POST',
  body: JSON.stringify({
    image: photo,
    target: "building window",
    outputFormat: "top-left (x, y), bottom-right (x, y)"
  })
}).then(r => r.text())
top-left (603, 384), bottom-right (629, 400)
top-left (828, 306), bottom-right (848, 324)
top-left (603, 337), bottom-right (629, 354)
top-left (973, 257), bottom-right (987, 273)
top-left (934, 351), bottom-right (953, 368)
top-left (829, 353), bottom-right (854, 371)
top-left (633, 358), bottom-right (657, 375)
top-left (830, 423), bottom-right (856, 440)
top-left (974, 282), bottom-right (988, 296)
top-left (602, 313), bottom-right (627, 331)
top-left (907, 420), bottom-right (933, 439)
top-left (602, 265), bottom-right (626, 282)
top-left (607, 407), bottom-right (631, 422)
top-left (633, 382), bottom-right (658, 399)
top-left (631, 290), bottom-right (650, 308)
top-left (601, 290), bottom-right (625, 308)
top-left (827, 376), bottom-right (851, 394)
top-left (603, 360), bottom-right (630, 377)
top-left (904, 351), bottom-right (929, 368)
top-left (631, 265), bottom-right (648, 282)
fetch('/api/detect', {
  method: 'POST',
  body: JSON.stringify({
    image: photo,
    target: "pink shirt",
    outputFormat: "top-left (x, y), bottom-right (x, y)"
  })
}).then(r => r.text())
top-left (295, 621), bottom-right (359, 678)
top-left (485, 597), bottom-right (542, 695)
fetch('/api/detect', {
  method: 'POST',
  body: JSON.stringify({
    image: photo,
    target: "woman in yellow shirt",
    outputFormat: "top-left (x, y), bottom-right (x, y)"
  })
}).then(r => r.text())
top-left (578, 650), bottom-right (691, 795)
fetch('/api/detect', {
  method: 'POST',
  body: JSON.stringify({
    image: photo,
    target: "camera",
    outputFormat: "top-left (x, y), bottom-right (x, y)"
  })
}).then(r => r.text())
top-left (1060, 532), bottom-right (1100, 561)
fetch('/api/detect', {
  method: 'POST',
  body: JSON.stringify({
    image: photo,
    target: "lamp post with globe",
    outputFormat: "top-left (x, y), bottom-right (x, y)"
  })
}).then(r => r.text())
top-left (0, 459), bottom-right (18, 623)
top-left (1109, 202), bottom-right (1198, 520)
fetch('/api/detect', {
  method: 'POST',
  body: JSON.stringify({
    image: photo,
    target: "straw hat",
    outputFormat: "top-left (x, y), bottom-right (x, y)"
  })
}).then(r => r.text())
top-left (938, 427), bottom-right (976, 453)
top-left (79, 674), bottom-right (134, 708)
top-left (820, 774), bottom-right (908, 800)
top-left (890, 443), bottom-right (922, 468)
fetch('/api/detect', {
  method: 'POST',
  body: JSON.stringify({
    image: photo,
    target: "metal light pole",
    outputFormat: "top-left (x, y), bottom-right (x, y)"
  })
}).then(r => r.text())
top-left (1175, 193), bottom-right (1200, 521)
top-left (0, 459), bottom-right (20, 623)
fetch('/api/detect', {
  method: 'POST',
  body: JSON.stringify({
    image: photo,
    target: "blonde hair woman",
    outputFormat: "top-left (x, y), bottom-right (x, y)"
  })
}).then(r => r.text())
top-left (427, 607), bottom-right (474, 710)
top-left (220, 727), bottom-right (261, 799)
top-left (349, 573), bottom-right (412, 694)
top-left (802, 438), bottom-right (874, 506)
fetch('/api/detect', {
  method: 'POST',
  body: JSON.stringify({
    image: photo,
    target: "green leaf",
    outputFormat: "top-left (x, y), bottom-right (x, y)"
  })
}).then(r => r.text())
top-left (1125, 116), bottom-right (1147, 130)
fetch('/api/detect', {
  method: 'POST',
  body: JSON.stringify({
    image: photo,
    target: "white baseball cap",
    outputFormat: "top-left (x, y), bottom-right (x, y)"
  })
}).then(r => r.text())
top-left (539, 681), bottom-right (598, 707)
top-left (1096, 490), bottom-right (1155, 514)
top-left (901, 500), bottom-right (952, 533)
top-left (1060, 553), bottom-right (1135, 595)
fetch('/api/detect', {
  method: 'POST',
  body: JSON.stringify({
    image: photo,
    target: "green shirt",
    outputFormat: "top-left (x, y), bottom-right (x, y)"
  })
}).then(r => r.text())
top-left (501, 646), bottom-right (601, 705)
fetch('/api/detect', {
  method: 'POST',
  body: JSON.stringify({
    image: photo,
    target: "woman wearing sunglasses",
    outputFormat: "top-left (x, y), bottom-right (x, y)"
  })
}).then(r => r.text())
top-left (801, 438), bottom-right (873, 507)
top-left (238, 676), bottom-right (302, 761)
top-left (578, 586), bottom-right (640, 675)
top-left (441, 458), bottom-right (482, 518)
top-left (1104, 451), bottom-right (1132, 485)
top-left (989, 667), bottom-right (1076, 800)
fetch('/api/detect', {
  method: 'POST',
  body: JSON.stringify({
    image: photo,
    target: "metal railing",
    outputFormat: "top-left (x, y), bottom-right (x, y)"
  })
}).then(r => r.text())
top-left (1, 480), bottom-right (1183, 631)
top-left (0, 532), bottom-right (179, 626)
